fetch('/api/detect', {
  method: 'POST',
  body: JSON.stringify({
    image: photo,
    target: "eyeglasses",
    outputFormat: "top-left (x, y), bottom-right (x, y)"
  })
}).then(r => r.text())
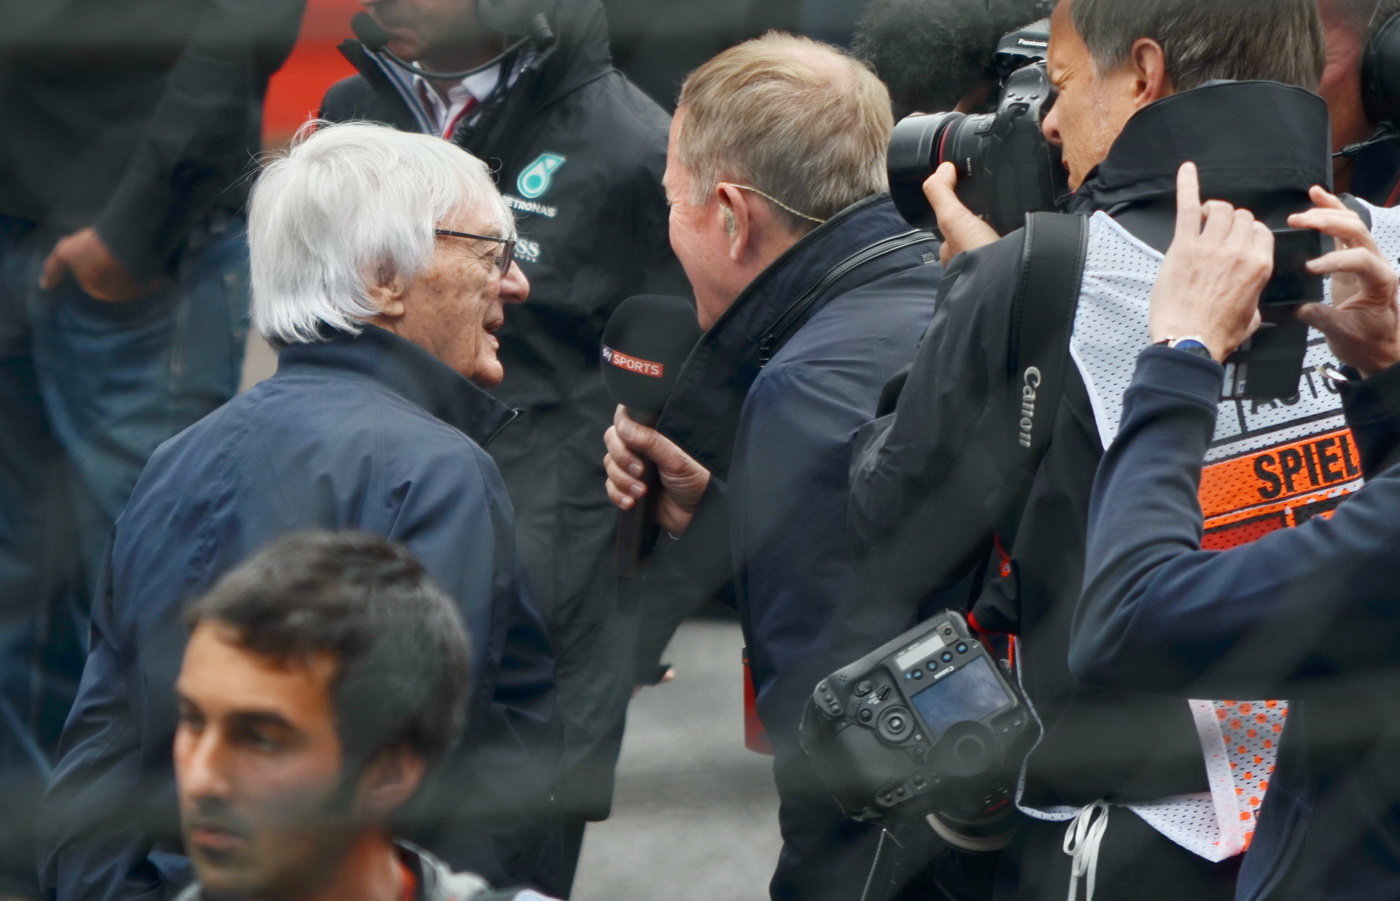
top-left (433, 229), bottom-right (516, 276)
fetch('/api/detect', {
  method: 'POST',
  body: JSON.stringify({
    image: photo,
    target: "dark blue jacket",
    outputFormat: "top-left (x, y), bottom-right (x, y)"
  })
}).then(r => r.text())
top-left (1074, 347), bottom-right (1400, 900)
top-left (655, 195), bottom-right (940, 899)
top-left (39, 326), bottom-right (559, 900)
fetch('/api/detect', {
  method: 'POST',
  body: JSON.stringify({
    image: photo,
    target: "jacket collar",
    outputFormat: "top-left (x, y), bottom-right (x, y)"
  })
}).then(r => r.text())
top-left (339, 0), bottom-right (613, 137)
top-left (1071, 81), bottom-right (1331, 231)
top-left (657, 194), bottom-right (930, 479)
top-left (275, 325), bottom-right (517, 447)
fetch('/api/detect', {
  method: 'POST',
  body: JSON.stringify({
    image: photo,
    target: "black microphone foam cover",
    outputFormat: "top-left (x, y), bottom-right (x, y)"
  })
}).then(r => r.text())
top-left (601, 295), bottom-right (701, 418)
top-left (351, 12), bottom-right (392, 51)
top-left (477, 0), bottom-right (555, 39)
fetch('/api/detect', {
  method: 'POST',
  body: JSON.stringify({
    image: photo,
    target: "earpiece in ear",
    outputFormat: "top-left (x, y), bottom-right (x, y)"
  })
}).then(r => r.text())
top-left (723, 206), bottom-right (737, 236)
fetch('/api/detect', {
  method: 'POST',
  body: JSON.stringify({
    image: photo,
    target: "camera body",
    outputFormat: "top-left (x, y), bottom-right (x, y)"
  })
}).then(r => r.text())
top-left (799, 611), bottom-right (1034, 827)
top-left (1223, 227), bottom-right (1326, 400)
top-left (888, 19), bottom-right (1067, 237)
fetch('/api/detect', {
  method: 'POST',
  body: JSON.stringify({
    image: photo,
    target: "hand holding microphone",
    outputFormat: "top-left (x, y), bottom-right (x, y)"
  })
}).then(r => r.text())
top-left (600, 295), bottom-right (703, 607)
top-left (604, 405), bottom-right (710, 535)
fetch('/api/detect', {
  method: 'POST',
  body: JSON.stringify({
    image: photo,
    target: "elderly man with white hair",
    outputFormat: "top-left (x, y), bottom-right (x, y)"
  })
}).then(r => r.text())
top-left (38, 121), bottom-right (563, 901)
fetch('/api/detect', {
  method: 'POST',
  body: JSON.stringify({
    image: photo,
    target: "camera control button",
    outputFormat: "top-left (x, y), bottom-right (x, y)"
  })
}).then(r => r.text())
top-left (854, 680), bottom-right (873, 697)
top-left (912, 670), bottom-right (924, 680)
top-left (878, 707), bottom-right (914, 743)
top-left (956, 643), bottom-right (968, 654)
top-left (858, 709), bottom-right (874, 724)
top-left (941, 652), bottom-right (954, 663)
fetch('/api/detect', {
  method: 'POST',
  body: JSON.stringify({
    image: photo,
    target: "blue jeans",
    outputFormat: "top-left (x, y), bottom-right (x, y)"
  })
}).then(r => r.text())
top-left (0, 213), bottom-right (248, 897)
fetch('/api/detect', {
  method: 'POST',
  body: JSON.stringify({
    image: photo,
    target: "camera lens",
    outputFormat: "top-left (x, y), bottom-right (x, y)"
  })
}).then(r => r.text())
top-left (888, 112), bottom-right (960, 231)
top-left (887, 112), bottom-right (996, 232)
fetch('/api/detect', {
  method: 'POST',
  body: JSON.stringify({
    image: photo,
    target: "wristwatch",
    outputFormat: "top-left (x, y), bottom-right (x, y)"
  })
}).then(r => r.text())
top-left (1154, 336), bottom-right (1215, 361)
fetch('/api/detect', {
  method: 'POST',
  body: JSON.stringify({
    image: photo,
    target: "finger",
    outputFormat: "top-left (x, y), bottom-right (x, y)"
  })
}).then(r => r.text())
top-left (617, 415), bottom-right (691, 477)
top-left (1173, 161), bottom-right (1202, 243)
top-left (604, 444), bottom-right (653, 499)
top-left (1291, 208), bottom-right (1379, 254)
top-left (1199, 199), bottom-right (1237, 244)
top-left (1295, 301), bottom-right (1340, 334)
top-left (1307, 184), bottom-right (1349, 212)
top-left (603, 426), bottom-right (646, 479)
top-left (603, 449), bottom-right (647, 496)
top-left (1228, 208), bottom-right (1258, 251)
top-left (1306, 247), bottom-right (1399, 297)
top-left (1249, 220), bottom-right (1276, 285)
top-left (922, 161), bottom-right (959, 207)
top-left (39, 244), bottom-right (70, 291)
top-left (605, 476), bottom-right (636, 511)
top-left (925, 163), bottom-right (1000, 250)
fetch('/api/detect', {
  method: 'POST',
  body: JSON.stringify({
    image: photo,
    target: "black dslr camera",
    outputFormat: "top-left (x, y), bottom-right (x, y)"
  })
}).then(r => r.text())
top-left (888, 19), bottom-right (1068, 236)
top-left (799, 611), bottom-right (1035, 847)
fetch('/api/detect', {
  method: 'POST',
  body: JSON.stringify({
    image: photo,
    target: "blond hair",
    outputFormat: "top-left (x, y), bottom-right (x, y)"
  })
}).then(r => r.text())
top-left (676, 32), bottom-right (894, 233)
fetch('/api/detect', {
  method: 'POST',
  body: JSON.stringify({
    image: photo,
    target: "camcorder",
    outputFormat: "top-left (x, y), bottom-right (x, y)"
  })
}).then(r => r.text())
top-left (799, 611), bottom-right (1036, 850)
top-left (888, 19), bottom-right (1068, 238)
top-left (1223, 227), bottom-right (1326, 400)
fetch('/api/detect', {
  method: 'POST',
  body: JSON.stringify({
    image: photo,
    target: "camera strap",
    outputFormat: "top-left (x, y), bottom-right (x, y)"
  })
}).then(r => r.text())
top-left (971, 212), bottom-right (1088, 634)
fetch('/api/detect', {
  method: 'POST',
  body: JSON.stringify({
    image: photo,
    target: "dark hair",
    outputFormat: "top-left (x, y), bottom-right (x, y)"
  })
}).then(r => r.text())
top-left (1070, 0), bottom-right (1325, 92)
top-left (854, 0), bottom-right (1046, 118)
top-left (185, 531), bottom-right (472, 771)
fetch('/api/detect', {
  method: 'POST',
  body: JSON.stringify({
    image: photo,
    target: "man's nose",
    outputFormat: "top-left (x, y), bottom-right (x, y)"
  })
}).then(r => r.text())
top-left (178, 731), bottom-right (234, 802)
top-left (500, 260), bottom-right (529, 304)
top-left (1041, 105), bottom-right (1063, 148)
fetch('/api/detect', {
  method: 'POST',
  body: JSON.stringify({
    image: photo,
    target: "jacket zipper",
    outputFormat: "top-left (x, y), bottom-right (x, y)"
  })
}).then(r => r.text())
top-left (757, 230), bottom-right (933, 364)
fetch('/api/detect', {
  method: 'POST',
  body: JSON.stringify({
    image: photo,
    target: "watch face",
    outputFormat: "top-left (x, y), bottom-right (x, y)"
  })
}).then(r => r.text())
top-left (1172, 339), bottom-right (1214, 360)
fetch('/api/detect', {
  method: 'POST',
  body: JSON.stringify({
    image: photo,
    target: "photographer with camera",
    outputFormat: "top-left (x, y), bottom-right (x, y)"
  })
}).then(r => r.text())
top-left (1072, 163), bottom-right (1400, 900)
top-left (846, 0), bottom-right (1400, 898)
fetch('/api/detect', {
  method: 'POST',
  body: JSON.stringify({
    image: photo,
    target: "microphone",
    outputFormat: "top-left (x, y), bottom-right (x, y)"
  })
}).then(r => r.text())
top-left (351, 12), bottom-right (391, 51)
top-left (477, 0), bottom-right (557, 44)
top-left (601, 295), bottom-right (701, 612)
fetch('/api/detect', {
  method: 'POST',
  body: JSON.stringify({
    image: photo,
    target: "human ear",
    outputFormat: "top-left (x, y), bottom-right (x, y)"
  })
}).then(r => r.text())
top-left (366, 267), bottom-right (408, 321)
top-left (356, 746), bottom-right (427, 819)
top-left (715, 182), bottom-right (753, 260)
top-left (1128, 37), bottom-right (1172, 109)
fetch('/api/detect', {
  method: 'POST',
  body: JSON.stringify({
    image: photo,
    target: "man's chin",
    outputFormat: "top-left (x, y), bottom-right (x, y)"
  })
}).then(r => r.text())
top-left (469, 368), bottom-right (504, 389)
top-left (189, 864), bottom-right (260, 901)
top-left (385, 36), bottom-right (426, 62)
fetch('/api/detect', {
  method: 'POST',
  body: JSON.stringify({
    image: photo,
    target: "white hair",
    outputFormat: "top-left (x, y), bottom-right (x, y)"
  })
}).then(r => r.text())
top-left (248, 121), bottom-right (515, 345)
